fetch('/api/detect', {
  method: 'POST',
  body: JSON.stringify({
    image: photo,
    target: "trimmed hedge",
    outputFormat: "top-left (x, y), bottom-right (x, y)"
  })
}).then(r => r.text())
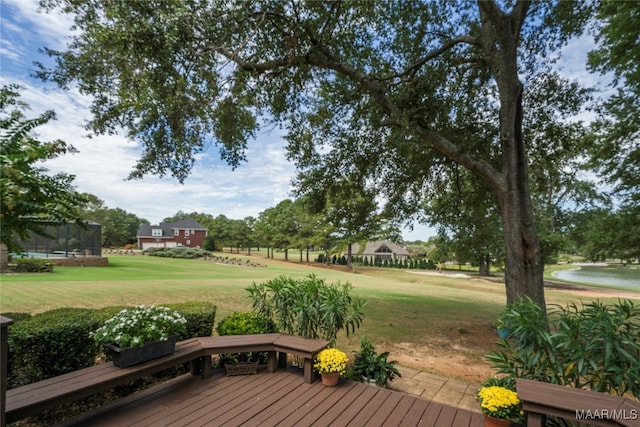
top-left (5, 302), bottom-right (216, 388)
top-left (7, 308), bottom-right (103, 387)
top-left (144, 247), bottom-right (211, 259)
top-left (165, 302), bottom-right (217, 339)
top-left (11, 258), bottom-right (54, 272)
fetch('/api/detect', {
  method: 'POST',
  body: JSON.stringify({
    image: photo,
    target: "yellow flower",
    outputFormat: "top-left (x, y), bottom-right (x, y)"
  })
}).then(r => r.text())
top-left (476, 386), bottom-right (522, 420)
top-left (314, 348), bottom-right (348, 375)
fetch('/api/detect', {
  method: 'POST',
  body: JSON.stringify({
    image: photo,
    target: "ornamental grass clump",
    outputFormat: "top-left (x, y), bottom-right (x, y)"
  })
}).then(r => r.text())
top-left (314, 348), bottom-right (349, 375)
top-left (476, 386), bottom-right (522, 420)
top-left (92, 305), bottom-right (187, 350)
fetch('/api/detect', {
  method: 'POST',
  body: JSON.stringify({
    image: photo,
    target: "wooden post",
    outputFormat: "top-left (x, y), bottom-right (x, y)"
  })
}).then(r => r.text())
top-left (0, 244), bottom-right (8, 273)
top-left (1, 316), bottom-right (14, 427)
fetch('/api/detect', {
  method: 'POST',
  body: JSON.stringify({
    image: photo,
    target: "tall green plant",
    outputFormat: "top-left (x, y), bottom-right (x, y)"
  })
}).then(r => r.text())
top-left (487, 298), bottom-right (640, 398)
top-left (246, 274), bottom-right (366, 346)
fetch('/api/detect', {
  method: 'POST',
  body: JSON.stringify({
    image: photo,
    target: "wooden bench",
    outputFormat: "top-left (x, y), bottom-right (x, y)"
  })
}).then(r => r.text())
top-left (196, 333), bottom-right (329, 383)
top-left (4, 334), bottom-right (328, 424)
top-left (516, 379), bottom-right (640, 427)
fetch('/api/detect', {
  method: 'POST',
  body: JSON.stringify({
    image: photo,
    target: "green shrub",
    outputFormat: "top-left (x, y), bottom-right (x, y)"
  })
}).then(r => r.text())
top-left (0, 312), bottom-right (32, 323)
top-left (347, 337), bottom-right (401, 387)
top-left (246, 274), bottom-right (366, 346)
top-left (166, 302), bottom-right (217, 339)
top-left (216, 312), bottom-right (276, 364)
top-left (8, 308), bottom-right (103, 387)
top-left (144, 247), bottom-right (211, 259)
top-left (216, 312), bottom-right (276, 336)
top-left (487, 298), bottom-right (640, 398)
top-left (12, 258), bottom-right (54, 272)
top-left (7, 302), bottom-right (216, 388)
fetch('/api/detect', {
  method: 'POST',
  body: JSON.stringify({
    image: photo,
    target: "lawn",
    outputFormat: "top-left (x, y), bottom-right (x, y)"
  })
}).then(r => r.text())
top-left (1, 252), bottom-right (634, 382)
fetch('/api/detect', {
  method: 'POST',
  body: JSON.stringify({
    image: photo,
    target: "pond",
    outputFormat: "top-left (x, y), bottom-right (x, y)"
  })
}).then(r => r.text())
top-left (553, 264), bottom-right (640, 290)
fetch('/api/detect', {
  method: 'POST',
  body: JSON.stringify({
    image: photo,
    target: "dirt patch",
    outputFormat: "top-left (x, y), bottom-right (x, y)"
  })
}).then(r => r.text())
top-left (388, 282), bottom-right (639, 383)
top-left (390, 323), bottom-right (498, 384)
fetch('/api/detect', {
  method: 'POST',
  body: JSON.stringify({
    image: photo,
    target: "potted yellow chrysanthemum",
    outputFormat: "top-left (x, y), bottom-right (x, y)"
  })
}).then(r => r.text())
top-left (314, 348), bottom-right (348, 387)
top-left (476, 385), bottom-right (522, 426)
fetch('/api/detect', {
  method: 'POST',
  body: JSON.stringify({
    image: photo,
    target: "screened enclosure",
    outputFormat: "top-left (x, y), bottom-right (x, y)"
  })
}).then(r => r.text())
top-left (17, 221), bottom-right (102, 257)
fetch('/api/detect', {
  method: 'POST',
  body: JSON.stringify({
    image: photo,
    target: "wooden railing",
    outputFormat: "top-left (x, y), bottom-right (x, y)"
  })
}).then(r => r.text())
top-left (516, 379), bottom-right (640, 427)
top-left (1, 316), bottom-right (14, 427)
top-left (3, 331), bottom-right (328, 425)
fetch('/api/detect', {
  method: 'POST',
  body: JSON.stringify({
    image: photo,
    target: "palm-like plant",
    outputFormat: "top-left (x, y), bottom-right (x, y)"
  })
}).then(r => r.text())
top-left (246, 274), bottom-right (366, 346)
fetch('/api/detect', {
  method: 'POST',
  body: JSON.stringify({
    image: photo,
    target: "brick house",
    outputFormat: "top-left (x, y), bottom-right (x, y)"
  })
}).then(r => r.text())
top-left (136, 218), bottom-right (208, 250)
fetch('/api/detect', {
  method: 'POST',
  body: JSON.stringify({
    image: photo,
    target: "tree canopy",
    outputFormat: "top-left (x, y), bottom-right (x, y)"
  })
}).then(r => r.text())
top-left (38, 0), bottom-right (621, 307)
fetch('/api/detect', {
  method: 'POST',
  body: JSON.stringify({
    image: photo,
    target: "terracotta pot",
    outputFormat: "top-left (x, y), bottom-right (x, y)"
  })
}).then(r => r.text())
top-left (321, 372), bottom-right (340, 387)
top-left (483, 414), bottom-right (511, 427)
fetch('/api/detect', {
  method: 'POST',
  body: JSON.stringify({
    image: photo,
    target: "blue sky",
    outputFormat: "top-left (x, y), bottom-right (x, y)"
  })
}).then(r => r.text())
top-left (0, 1), bottom-right (319, 234)
top-left (0, 1), bottom-right (602, 241)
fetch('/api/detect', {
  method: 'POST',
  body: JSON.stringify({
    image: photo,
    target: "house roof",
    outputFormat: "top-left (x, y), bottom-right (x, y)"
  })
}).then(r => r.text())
top-left (136, 218), bottom-right (207, 237)
top-left (351, 240), bottom-right (410, 256)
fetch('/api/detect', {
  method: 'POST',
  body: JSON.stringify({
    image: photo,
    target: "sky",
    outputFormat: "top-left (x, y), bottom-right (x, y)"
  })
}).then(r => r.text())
top-left (0, 1), bottom-right (604, 242)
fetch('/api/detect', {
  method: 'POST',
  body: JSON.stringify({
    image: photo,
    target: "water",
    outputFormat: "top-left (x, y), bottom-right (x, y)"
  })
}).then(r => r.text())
top-left (553, 264), bottom-right (640, 290)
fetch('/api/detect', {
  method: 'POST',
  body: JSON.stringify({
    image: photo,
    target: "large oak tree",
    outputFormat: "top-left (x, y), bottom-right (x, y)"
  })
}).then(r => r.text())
top-left (38, 0), bottom-right (588, 307)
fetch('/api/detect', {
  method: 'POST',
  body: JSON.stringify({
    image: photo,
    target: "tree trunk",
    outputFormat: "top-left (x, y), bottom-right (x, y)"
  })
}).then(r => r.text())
top-left (478, 1), bottom-right (545, 310)
top-left (478, 255), bottom-right (490, 276)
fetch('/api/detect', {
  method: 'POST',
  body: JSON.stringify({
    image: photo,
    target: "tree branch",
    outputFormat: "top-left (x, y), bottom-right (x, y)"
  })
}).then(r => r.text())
top-left (214, 32), bottom-right (505, 196)
top-left (215, 47), bottom-right (293, 74)
top-left (388, 35), bottom-right (479, 81)
top-left (304, 45), bottom-right (505, 194)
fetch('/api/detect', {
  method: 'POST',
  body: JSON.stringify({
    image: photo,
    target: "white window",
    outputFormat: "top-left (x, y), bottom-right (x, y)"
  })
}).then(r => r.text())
top-left (185, 230), bottom-right (190, 237)
top-left (190, 229), bottom-right (195, 234)
top-left (152, 229), bottom-right (162, 237)
top-left (186, 240), bottom-right (191, 245)
top-left (174, 229), bottom-right (179, 236)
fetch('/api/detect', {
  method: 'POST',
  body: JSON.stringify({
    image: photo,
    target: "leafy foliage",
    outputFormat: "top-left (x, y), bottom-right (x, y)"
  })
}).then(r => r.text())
top-left (7, 308), bottom-right (103, 387)
top-left (487, 298), bottom-right (640, 398)
top-left (10, 258), bottom-right (54, 272)
top-left (81, 195), bottom-right (148, 247)
top-left (216, 312), bottom-right (277, 336)
top-left (347, 337), bottom-right (401, 387)
top-left (216, 311), bottom-right (276, 364)
top-left (144, 247), bottom-right (211, 259)
top-left (246, 274), bottom-right (366, 346)
top-left (0, 85), bottom-right (88, 252)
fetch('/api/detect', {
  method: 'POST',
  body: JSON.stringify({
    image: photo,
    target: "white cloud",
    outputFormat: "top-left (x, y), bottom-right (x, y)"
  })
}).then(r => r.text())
top-left (1, 0), bottom-right (298, 226)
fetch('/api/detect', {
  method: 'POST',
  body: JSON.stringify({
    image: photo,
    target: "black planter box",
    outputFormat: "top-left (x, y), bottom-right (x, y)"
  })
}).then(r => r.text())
top-left (106, 335), bottom-right (178, 368)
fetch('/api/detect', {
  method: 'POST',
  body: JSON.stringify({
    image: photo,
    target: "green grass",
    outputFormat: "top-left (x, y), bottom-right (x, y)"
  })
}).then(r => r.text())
top-left (2, 253), bottom-right (636, 380)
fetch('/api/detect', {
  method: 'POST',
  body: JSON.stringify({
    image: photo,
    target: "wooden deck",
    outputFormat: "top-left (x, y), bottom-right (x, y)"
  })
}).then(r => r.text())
top-left (57, 367), bottom-right (484, 427)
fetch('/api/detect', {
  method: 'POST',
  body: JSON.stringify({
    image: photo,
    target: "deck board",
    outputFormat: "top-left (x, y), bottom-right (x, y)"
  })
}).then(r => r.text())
top-left (57, 368), bottom-right (483, 427)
